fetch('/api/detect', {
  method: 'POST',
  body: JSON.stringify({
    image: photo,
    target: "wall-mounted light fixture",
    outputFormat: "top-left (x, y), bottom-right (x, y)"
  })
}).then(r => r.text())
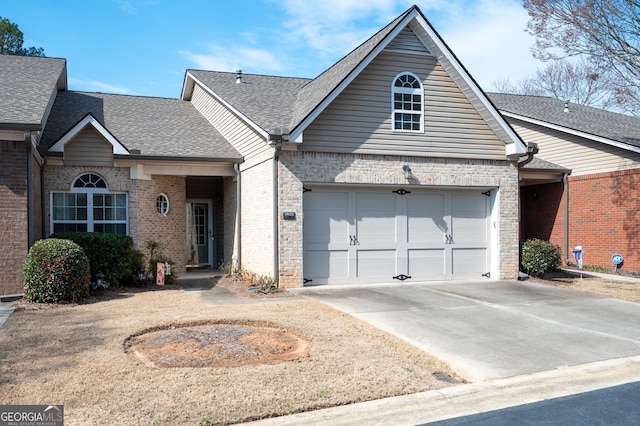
top-left (402, 165), bottom-right (413, 180)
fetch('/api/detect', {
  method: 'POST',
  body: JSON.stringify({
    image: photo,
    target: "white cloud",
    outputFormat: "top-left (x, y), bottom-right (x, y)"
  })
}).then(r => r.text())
top-left (68, 78), bottom-right (134, 95)
top-left (430, 0), bottom-right (542, 89)
top-left (178, 46), bottom-right (285, 74)
top-left (178, 0), bottom-right (542, 86)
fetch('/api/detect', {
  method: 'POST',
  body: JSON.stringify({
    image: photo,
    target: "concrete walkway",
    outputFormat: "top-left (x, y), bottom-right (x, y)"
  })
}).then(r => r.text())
top-left (0, 301), bottom-right (14, 330)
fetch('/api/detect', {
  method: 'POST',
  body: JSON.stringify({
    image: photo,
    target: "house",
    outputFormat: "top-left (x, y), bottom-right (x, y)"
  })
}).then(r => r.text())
top-left (490, 93), bottom-right (640, 272)
top-left (1, 5), bottom-right (530, 296)
top-left (0, 55), bottom-right (66, 296)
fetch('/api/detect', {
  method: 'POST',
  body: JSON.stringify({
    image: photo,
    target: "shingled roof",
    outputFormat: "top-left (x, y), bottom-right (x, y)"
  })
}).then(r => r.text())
top-left (488, 93), bottom-right (640, 150)
top-left (0, 54), bottom-right (66, 130)
top-left (40, 91), bottom-right (242, 161)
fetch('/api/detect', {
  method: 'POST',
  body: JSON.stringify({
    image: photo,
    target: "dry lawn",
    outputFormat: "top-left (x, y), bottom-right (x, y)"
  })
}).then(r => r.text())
top-left (0, 279), bottom-right (459, 426)
top-left (529, 270), bottom-right (640, 303)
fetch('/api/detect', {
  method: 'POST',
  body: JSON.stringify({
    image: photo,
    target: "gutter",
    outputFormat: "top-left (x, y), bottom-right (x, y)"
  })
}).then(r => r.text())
top-left (563, 172), bottom-right (570, 265)
top-left (517, 142), bottom-right (539, 168)
top-left (269, 129), bottom-right (288, 285)
top-left (25, 131), bottom-right (34, 248)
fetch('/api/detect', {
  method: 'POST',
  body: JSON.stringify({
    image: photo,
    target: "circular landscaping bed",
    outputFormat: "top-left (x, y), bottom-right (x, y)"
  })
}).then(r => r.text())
top-left (125, 322), bottom-right (311, 368)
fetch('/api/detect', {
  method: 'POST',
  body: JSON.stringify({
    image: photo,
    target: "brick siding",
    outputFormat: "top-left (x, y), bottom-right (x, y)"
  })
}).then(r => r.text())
top-left (522, 169), bottom-right (640, 272)
top-left (44, 166), bottom-right (187, 279)
top-left (0, 142), bottom-right (28, 295)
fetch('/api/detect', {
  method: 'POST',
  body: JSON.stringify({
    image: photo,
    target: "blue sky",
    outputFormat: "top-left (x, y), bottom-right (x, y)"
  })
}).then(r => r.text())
top-left (2, 0), bottom-right (541, 99)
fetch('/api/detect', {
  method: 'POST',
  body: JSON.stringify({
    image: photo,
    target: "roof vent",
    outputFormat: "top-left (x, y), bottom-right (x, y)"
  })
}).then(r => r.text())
top-left (236, 70), bottom-right (243, 84)
top-left (564, 100), bottom-right (570, 113)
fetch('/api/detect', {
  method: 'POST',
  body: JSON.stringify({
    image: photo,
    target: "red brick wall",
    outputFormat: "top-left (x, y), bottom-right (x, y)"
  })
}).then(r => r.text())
top-left (523, 169), bottom-right (640, 272)
top-left (568, 169), bottom-right (640, 272)
top-left (0, 142), bottom-right (28, 295)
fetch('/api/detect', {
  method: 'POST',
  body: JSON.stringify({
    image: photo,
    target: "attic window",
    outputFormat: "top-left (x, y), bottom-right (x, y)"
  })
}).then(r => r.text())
top-left (392, 72), bottom-right (423, 132)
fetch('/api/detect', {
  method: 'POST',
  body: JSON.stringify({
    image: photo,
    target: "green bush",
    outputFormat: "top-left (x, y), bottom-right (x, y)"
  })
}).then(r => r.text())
top-left (23, 238), bottom-right (90, 303)
top-left (52, 232), bottom-right (135, 287)
top-left (521, 238), bottom-right (562, 277)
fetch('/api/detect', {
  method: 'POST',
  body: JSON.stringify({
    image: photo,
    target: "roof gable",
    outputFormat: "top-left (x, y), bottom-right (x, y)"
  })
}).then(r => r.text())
top-left (183, 5), bottom-right (526, 158)
top-left (48, 113), bottom-right (129, 155)
top-left (42, 91), bottom-right (242, 161)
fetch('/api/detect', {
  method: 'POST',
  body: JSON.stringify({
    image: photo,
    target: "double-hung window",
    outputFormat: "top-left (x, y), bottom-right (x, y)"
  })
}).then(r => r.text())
top-left (392, 72), bottom-right (424, 132)
top-left (51, 173), bottom-right (128, 235)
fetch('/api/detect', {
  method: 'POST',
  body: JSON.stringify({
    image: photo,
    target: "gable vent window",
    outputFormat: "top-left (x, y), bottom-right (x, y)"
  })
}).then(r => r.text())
top-left (51, 173), bottom-right (128, 235)
top-left (392, 72), bottom-right (423, 132)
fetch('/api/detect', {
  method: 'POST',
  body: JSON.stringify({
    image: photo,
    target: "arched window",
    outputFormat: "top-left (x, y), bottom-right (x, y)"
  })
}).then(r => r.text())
top-left (51, 173), bottom-right (128, 235)
top-left (392, 72), bottom-right (423, 132)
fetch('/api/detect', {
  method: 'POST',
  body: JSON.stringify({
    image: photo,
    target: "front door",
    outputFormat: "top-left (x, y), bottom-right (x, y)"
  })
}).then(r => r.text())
top-left (186, 200), bottom-right (213, 268)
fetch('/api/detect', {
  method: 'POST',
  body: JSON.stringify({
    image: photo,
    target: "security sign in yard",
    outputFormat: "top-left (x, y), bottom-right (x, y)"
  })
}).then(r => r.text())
top-left (572, 246), bottom-right (583, 269)
top-left (612, 254), bottom-right (624, 265)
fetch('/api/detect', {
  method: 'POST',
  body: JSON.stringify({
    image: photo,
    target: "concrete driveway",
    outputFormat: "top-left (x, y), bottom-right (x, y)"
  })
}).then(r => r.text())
top-left (290, 280), bottom-right (640, 381)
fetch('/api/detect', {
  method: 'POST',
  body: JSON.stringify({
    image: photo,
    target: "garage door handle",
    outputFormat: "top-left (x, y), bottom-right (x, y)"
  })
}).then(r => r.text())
top-left (349, 235), bottom-right (359, 245)
top-left (445, 234), bottom-right (454, 244)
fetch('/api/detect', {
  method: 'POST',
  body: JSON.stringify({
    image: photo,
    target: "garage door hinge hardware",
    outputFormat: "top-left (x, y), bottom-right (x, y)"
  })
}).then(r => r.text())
top-left (349, 235), bottom-right (360, 245)
top-left (482, 272), bottom-right (490, 278)
top-left (393, 274), bottom-right (411, 281)
top-left (303, 187), bottom-right (312, 193)
top-left (303, 278), bottom-right (313, 284)
top-left (482, 190), bottom-right (491, 197)
top-left (392, 189), bottom-right (411, 195)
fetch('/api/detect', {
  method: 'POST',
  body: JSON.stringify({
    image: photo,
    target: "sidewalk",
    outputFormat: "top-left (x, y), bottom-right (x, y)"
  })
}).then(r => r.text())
top-left (561, 268), bottom-right (640, 283)
top-left (0, 301), bottom-right (14, 330)
top-left (241, 355), bottom-right (640, 425)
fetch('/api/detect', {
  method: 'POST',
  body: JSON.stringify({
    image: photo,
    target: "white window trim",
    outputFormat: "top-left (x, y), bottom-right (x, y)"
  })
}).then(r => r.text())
top-left (156, 193), bottom-right (170, 217)
top-left (50, 174), bottom-right (129, 235)
top-left (391, 71), bottom-right (424, 133)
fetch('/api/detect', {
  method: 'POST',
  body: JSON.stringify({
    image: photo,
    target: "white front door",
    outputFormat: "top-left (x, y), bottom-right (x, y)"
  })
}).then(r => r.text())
top-left (186, 199), bottom-right (213, 268)
top-left (303, 186), bottom-right (491, 285)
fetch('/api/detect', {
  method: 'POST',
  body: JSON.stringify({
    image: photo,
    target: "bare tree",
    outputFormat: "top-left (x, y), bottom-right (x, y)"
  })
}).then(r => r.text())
top-left (523, 0), bottom-right (640, 114)
top-left (492, 59), bottom-right (621, 109)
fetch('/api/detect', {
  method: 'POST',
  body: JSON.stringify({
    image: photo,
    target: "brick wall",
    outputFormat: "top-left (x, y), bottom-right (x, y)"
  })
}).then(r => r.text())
top-left (240, 160), bottom-right (274, 277)
top-left (0, 141), bottom-right (28, 295)
top-left (44, 166), bottom-right (187, 278)
top-left (521, 182), bottom-right (565, 244)
top-left (133, 175), bottom-right (187, 275)
top-left (523, 169), bottom-right (640, 272)
top-left (569, 169), bottom-right (640, 271)
top-left (278, 151), bottom-right (520, 287)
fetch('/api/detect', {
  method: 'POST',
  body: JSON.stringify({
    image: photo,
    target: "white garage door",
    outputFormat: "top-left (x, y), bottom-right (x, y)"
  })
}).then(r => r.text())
top-left (303, 186), bottom-right (491, 285)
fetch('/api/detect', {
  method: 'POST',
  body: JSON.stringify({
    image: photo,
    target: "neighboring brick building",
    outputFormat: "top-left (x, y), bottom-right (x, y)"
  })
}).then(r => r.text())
top-left (491, 93), bottom-right (640, 273)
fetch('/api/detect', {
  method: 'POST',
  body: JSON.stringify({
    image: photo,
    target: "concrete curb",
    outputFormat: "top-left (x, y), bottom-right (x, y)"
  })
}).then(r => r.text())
top-left (242, 356), bottom-right (640, 425)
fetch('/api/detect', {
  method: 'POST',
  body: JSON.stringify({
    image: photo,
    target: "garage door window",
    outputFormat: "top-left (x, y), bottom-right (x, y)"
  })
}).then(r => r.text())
top-left (51, 173), bottom-right (128, 235)
top-left (392, 72), bottom-right (423, 132)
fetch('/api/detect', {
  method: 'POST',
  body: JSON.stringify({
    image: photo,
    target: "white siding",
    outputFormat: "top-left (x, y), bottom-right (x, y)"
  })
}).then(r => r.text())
top-left (302, 51), bottom-right (505, 159)
top-left (64, 127), bottom-right (113, 166)
top-left (509, 118), bottom-right (640, 176)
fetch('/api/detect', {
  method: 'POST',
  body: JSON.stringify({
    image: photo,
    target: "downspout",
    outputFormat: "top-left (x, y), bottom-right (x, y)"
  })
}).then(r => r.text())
top-left (233, 163), bottom-right (241, 270)
top-left (273, 138), bottom-right (283, 285)
top-left (24, 131), bottom-right (34, 248)
top-left (563, 172), bottom-right (570, 264)
top-left (41, 156), bottom-right (48, 239)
